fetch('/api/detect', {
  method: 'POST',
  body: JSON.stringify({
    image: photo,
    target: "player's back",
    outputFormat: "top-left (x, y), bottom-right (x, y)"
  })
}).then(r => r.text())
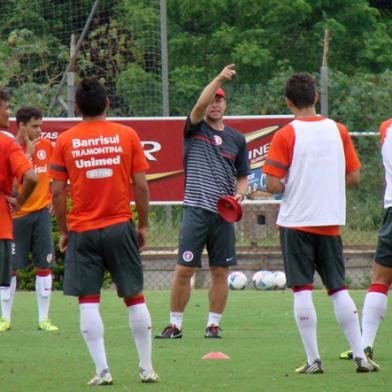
top-left (50, 120), bottom-right (148, 232)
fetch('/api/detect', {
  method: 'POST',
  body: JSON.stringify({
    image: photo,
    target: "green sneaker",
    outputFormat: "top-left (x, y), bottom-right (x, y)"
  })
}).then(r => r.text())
top-left (295, 359), bottom-right (324, 374)
top-left (38, 319), bottom-right (59, 331)
top-left (339, 346), bottom-right (373, 360)
top-left (0, 318), bottom-right (11, 332)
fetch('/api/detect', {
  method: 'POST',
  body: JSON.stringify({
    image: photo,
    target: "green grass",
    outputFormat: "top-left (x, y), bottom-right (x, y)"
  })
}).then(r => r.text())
top-left (0, 289), bottom-right (391, 392)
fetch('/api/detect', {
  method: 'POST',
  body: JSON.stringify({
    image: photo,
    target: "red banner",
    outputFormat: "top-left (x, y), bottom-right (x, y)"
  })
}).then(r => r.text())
top-left (8, 116), bottom-right (293, 201)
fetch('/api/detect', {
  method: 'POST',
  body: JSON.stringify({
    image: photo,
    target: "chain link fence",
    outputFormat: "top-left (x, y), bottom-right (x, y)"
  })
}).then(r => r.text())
top-left (142, 133), bottom-right (383, 288)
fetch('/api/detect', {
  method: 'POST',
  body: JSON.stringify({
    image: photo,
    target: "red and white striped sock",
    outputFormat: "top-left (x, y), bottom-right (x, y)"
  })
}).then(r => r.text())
top-left (362, 283), bottom-right (388, 349)
top-left (79, 296), bottom-right (109, 375)
top-left (35, 269), bottom-right (52, 322)
top-left (292, 285), bottom-right (320, 364)
top-left (329, 288), bottom-right (365, 360)
top-left (1, 272), bottom-right (17, 322)
top-left (125, 295), bottom-right (153, 373)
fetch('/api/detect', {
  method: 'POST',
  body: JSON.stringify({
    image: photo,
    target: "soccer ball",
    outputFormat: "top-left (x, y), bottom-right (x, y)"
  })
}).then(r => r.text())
top-left (272, 271), bottom-right (287, 289)
top-left (252, 270), bottom-right (274, 290)
top-left (228, 271), bottom-right (248, 290)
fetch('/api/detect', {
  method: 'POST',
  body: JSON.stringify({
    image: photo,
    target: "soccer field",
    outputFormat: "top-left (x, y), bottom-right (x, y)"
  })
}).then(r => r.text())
top-left (0, 289), bottom-right (390, 392)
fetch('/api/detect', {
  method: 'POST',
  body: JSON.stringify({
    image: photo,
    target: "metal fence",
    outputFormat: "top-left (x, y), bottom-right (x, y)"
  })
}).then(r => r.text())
top-left (147, 133), bottom-right (383, 251)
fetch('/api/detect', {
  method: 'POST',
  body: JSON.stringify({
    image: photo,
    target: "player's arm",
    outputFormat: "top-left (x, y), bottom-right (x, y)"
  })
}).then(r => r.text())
top-left (235, 176), bottom-right (248, 201)
top-left (51, 180), bottom-right (68, 252)
top-left (6, 168), bottom-right (38, 211)
top-left (337, 123), bottom-right (361, 188)
top-left (263, 126), bottom-right (293, 195)
top-left (346, 170), bottom-right (360, 187)
top-left (190, 64), bottom-right (236, 125)
top-left (132, 171), bottom-right (149, 251)
top-left (266, 175), bottom-right (285, 194)
top-left (6, 142), bottom-right (38, 211)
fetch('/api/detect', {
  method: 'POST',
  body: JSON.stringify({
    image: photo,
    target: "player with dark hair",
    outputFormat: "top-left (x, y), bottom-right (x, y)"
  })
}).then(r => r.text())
top-left (0, 105), bottom-right (58, 332)
top-left (49, 77), bottom-right (158, 385)
top-left (263, 72), bottom-right (378, 373)
top-left (0, 93), bottom-right (38, 309)
top-left (156, 65), bottom-right (249, 339)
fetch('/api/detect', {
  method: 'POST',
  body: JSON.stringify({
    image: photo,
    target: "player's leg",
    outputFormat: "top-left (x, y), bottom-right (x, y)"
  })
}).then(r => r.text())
top-left (361, 264), bottom-right (392, 352)
top-left (0, 240), bottom-right (13, 331)
top-left (64, 230), bottom-right (112, 385)
top-left (362, 211), bottom-right (392, 354)
top-left (103, 221), bottom-right (158, 383)
top-left (205, 215), bottom-right (235, 337)
top-left (0, 270), bottom-right (16, 330)
top-left (280, 228), bottom-right (323, 373)
top-left (1, 215), bottom-right (32, 328)
top-left (317, 235), bottom-right (377, 372)
top-left (156, 206), bottom-right (207, 338)
top-left (32, 208), bottom-right (57, 330)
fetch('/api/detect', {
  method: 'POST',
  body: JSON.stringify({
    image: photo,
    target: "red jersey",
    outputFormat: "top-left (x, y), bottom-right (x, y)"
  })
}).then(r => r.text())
top-left (49, 120), bottom-right (149, 232)
top-left (14, 138), bottom-right (53, 217)
top-left (0, 133), bottom-right (33, 239)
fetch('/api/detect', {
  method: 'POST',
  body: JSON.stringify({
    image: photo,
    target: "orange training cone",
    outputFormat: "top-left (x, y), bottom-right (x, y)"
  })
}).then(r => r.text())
top-left (202, 352), bottom-right (230, 360)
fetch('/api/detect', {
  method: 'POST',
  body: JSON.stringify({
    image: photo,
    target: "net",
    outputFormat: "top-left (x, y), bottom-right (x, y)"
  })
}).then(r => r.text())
top-left (0, 0), bottom-right (164, 116)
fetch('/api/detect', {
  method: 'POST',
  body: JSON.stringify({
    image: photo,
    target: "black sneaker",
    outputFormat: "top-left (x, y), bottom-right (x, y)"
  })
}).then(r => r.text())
top-left (204, 324), bottom-right (222, 338)
top-left (155, 324), bottom-right (182, 339)
top-left (355, 357), bottom-right (379, 372)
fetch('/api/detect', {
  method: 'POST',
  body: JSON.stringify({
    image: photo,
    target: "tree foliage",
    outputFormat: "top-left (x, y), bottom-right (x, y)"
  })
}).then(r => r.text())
top-left (0, 0), bottom-right (391, 122)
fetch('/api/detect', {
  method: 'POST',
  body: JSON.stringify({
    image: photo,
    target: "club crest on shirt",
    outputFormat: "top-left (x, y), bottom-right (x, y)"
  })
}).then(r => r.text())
top-left (182, 251), bottom-right (194, 262)
top-left (37, 149), bottom-right (46, 160)
top-left (214, 135), bottom-right (222, 146)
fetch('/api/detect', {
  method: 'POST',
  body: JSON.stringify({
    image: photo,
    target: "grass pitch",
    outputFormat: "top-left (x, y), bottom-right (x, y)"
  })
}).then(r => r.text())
top-left (0, 289), bottom-right (391, 392)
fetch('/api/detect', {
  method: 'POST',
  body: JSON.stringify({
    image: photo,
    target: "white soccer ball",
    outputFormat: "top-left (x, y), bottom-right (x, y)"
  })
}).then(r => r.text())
top-left (273, 271), bottom-right (287, 289)
top-left (252, 270), bottom-right (275, 290)
top-left (228, 271), bottom-right (248, 290)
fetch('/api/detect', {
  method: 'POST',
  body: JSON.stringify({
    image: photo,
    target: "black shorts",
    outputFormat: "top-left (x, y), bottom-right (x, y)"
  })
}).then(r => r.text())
top-left (0, 240), bottom-right (12, 286)
top-left (12, 208), bottom-right (54, 269)
top-left (279, 227), bottom-right (345, 290)
top-left (177, 206), bottom-right (236, 268)
top-left (64, 220), bottom-right (143, 298)
top-left (375, 207), bottom-right (392, 268)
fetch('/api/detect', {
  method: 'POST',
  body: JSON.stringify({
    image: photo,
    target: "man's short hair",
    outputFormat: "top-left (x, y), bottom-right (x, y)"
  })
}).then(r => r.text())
top-left (16, 106), bottom-right (43, 126)
top-left (284, 73), bottom-right (317, 109)
top-left (76, 77), bottom-right (107, 117)
top-left (0, 90), bottom-right (9, 104)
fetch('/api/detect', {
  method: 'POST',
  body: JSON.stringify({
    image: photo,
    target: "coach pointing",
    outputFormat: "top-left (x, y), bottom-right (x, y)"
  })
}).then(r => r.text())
top-left (156, 65), bottom-right (250, 339)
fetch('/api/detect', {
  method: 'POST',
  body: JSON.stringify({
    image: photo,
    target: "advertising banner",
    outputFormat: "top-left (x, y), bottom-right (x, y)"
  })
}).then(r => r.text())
top-left (9, 116), bottom-right (293, 201)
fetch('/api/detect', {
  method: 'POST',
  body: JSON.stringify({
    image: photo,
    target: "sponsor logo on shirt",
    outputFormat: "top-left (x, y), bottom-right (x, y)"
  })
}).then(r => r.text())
top-left (214, 135), bottom-right (223, 146)
top-left (86, 168), bottom-right (114, 179)
top-left (71, 134), bottom-right (123, 170)
top-left (34, 164), bottom-right (47, 174)
top-left (37, 149), bottom-right (46, 160)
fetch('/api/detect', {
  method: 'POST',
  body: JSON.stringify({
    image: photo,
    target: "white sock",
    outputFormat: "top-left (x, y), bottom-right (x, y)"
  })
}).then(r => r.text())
top-left (362, 291), bottom-right (388, 348)
top-left (170, 312), bottom-right (183, 329)
top-left (293, 290), bottom-right (320, 364)
top-left (1, 275), bottom-right (16, 322)
top-left (80, 303), bottom-right (109, 375)
top-left (128, 303), bottom-right (153, 373)
top-left (330, 289), bottom-right (365, 360)
top-left (207, 312), bottom-right (222, 327)
top-left (35, 274), bottom-right (52, 322)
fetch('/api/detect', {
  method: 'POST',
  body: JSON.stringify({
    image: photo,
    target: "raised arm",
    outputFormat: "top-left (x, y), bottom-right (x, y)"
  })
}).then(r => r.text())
top-left (190, 64), bottom-right (236, 125)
